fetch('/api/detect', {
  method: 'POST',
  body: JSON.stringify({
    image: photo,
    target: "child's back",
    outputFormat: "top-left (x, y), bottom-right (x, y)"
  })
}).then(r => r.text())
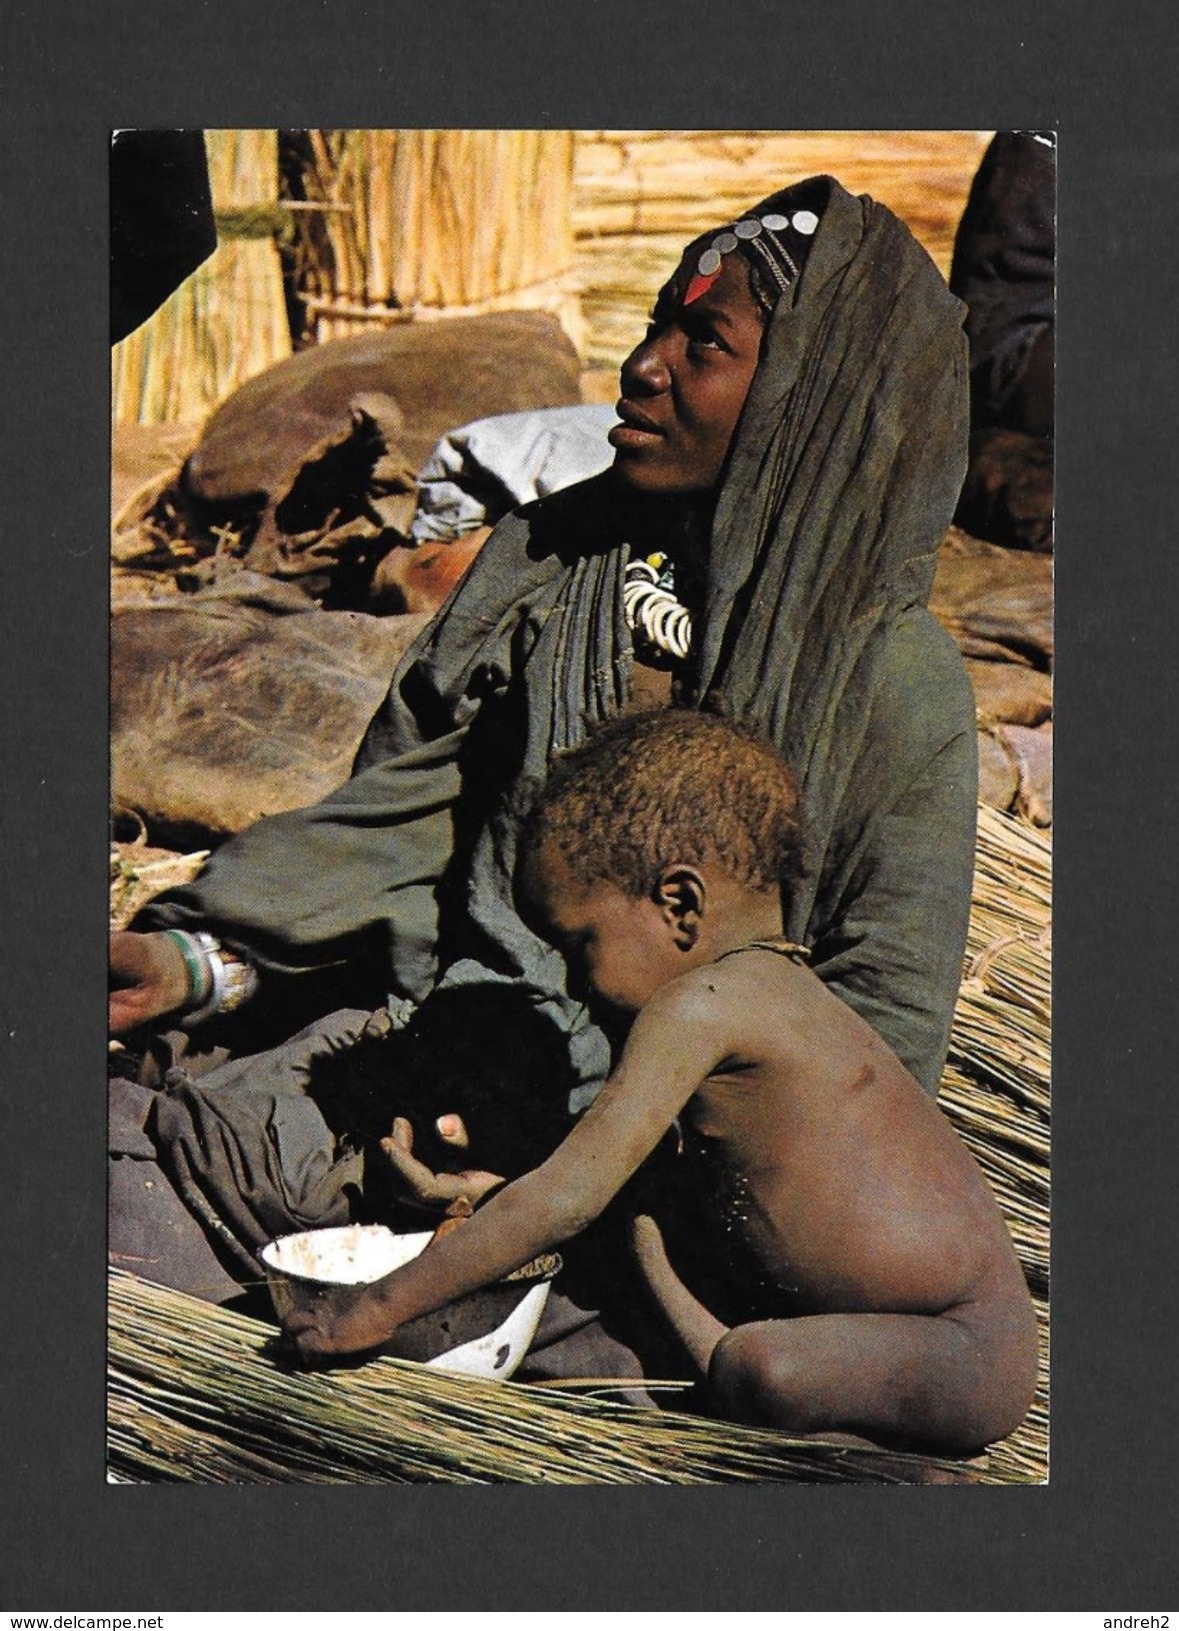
top-left (645, 942), bottom-right (1022, 1325)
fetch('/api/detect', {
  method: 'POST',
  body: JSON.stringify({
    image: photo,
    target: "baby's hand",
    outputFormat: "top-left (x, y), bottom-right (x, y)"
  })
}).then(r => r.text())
top-left (379, 1116), bottom-right (503, 1214)
top-left (431, 1194), bottom-right (475, 1242)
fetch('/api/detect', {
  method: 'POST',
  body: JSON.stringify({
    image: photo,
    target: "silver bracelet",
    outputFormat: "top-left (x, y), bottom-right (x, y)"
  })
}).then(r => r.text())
top-left (182, 931), bottom-right (259, 1026)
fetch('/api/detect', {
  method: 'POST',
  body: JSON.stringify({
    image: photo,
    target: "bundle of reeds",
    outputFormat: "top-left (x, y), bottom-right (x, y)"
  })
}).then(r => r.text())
top-left (938, 804), bottom-right (1051, 1484)
top-left (572, 129), bottom-right (990, 367)
top-left (291, 131), bottom-right (582, 350)
top-left (111, 130), bottom-right (291, 426)
top-left (107, 1271), bottom-right (980, 1485)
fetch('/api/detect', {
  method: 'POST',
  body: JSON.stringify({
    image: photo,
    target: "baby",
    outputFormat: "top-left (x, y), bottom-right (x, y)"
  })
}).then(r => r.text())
top-left (284, 710), bottom-right (1038, 1454)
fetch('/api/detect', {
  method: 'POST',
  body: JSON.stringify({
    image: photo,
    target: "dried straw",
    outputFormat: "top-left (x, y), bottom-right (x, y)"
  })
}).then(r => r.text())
top-left (293, 131), bottom-right (582, 351)
top-left (107, 1272), bottom-right (978, 1486)
top-left (572, 129), bottom-right (991, 367)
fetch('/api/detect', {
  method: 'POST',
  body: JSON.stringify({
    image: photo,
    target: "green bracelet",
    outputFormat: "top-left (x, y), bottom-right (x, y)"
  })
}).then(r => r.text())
top-left (162, 929), bottom-right (212, 1009)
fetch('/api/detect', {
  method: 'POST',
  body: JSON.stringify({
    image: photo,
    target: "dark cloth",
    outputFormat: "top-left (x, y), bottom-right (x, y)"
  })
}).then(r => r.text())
top-left (949, 132), bottom-right (1056, 431)
top-left (109, 1074), bottom-right (258, 1303)
top-left (145, 177), bottom-right (976, 1110)
top-left (111, 130), bottom-right (216, 344)
top-left (150, 1011), bottom-right (373, 1254)
top-left (139, 985), bottom-right (584, 1264)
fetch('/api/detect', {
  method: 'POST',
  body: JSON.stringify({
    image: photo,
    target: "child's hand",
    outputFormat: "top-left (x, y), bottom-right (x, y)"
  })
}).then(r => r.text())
top-left (379, 1116), bottom-right (503, 1214)
top-left (280, 1286), bottom-right (397, 1365)
top-left (431, 1194), bottom-right (475, 1242)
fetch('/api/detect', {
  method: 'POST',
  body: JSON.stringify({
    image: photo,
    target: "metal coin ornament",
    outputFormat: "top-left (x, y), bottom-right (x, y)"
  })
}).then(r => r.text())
top-left (682, 206), bottom-right (820, 306)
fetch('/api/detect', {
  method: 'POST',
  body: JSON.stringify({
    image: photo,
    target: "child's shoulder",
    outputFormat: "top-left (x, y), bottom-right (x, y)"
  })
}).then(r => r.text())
top-left (699, 939), bottom-right (831, 1046)
top-left (635, 949), bottom-right (821, 1093)
top-left (655, 939), bottom-right (815, 1033)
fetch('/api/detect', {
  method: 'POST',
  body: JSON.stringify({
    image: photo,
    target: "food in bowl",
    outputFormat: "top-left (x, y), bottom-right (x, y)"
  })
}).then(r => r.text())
top-left (259, 1223), bottom-right (559, 1381)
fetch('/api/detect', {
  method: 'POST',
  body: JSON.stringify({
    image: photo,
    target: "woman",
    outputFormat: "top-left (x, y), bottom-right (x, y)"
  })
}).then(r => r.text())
top-left (110, 177), bottom-right (976, 1344)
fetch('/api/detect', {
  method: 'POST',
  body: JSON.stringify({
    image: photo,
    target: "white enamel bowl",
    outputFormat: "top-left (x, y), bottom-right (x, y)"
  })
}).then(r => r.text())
top-left (259, 1223), bottom-right (559, 1382)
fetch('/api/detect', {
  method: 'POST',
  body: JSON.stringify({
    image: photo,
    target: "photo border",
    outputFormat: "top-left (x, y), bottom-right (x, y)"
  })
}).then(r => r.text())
top-left (4, 0), bottom-right (1177, 1610)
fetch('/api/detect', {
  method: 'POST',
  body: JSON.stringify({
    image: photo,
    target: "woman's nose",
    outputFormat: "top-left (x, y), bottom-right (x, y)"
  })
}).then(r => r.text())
top-left (620, 333), bottom-right (672, 397)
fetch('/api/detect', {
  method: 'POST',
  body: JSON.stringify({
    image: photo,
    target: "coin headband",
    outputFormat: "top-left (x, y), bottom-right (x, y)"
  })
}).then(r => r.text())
top-left (684, 207), bottom-right (821, 306)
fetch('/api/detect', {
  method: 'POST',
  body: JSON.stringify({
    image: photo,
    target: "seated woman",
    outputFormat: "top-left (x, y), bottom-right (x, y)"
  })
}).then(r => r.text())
top-left (286, 711), bottom-right (1036, 1455)
top-left (109, 177), bottom-right (978, 1377)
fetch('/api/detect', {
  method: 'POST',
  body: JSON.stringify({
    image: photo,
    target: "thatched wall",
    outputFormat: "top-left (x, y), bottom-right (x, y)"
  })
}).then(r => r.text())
top-left (572, 129), bottom-right (991, 366)
top-left (111, 130), bottom-right (291, 426)
top-left (293, 130), bottom-right (581, 350)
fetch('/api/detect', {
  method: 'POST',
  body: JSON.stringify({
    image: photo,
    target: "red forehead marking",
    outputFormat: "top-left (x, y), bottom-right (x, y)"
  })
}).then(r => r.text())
top-left (683, 267), bottom-right (722, 306)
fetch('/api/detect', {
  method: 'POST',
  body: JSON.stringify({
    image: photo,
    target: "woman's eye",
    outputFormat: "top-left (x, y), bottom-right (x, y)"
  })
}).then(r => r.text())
top-left (680, 314), bottom-right (724, 352)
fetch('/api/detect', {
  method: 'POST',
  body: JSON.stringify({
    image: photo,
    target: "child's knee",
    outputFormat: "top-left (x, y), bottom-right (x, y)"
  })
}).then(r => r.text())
top-left (946, 1294), bottom-right (1040, 1448)
top-left (894, 1299), bottom-right (1039, 1452)
top-left (708, 1304), bottom-right (1039, 1451)
top-left (708, 1323), bottom-right (815, 1429)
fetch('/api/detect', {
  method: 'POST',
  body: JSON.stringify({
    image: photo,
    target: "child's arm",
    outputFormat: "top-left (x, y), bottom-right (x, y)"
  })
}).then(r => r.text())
top-left (283, 978), bottom-right (731, 1359)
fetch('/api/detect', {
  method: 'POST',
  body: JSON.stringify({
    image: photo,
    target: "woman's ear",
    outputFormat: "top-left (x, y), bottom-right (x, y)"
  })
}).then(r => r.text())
top-left (653, 865), bottom-right (706, 950)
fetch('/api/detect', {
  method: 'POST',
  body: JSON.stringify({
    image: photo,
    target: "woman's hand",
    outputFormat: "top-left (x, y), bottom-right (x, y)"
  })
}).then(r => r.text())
top-left (108, 930), bottom-right (193, 1034)
top-left (378, 1116), bottom-right (503, 1214)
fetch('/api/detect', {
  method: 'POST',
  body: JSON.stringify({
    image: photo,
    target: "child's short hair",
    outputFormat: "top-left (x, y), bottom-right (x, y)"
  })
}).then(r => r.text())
top-left (522, 709), bottom-right (805, 898)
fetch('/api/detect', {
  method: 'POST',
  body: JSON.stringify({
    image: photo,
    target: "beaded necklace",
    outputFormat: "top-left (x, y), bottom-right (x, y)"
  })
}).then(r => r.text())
top-left (623, 551), bottom-right (693, 666)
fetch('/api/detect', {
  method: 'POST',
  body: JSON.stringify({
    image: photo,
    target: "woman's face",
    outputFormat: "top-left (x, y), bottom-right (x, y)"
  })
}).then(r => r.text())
top-left (609, 251), bottom-right (766, 496)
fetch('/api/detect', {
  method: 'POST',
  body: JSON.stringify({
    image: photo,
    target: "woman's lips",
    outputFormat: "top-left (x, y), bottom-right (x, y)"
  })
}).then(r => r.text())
top-left (609, 402), bottom-right (665, 449)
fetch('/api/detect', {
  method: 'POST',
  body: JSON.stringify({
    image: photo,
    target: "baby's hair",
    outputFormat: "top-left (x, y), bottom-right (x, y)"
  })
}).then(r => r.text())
top-left (521, 709), bottom-right (805, 900)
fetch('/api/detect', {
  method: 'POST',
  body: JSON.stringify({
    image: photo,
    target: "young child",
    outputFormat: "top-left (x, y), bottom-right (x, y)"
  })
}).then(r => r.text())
top-left (284, 710), bottom-right (1038, 1454)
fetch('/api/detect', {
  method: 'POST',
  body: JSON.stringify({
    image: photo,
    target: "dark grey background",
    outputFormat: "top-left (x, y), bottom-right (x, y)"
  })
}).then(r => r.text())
top-left (3, 0), bottom-right (1177, 1610)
